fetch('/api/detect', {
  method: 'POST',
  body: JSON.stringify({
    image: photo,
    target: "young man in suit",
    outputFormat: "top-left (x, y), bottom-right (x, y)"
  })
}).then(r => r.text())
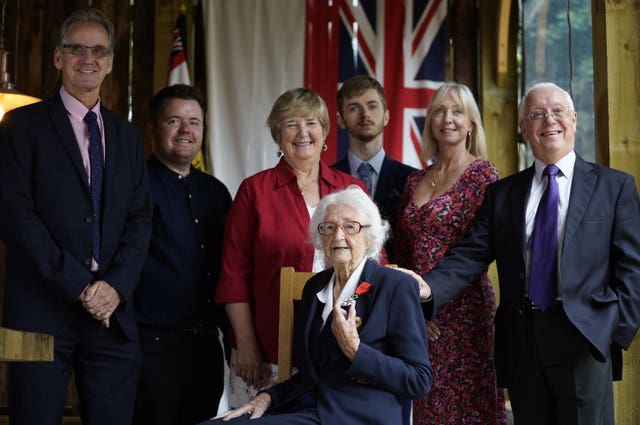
top-left (331, 75), bottom-right (417, 262)
top-left (406, 82), bottom-right (640, 425)
top-left (0, 9), bottom-right (152, 425)
top-left (133, 84), bottom-right (232, 425)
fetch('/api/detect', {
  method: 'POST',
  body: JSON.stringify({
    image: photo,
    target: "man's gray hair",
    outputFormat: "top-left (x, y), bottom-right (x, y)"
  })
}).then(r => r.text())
top-left (518, 82), bottom-right (575, 121)
top-left (57, 8), bottom-right (115, 53)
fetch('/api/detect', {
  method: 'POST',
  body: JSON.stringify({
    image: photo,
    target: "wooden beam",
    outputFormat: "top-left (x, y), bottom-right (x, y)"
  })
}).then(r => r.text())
top-left (0, 327), bottom-right (53, 362)
top-left (496, 0), bottom-right (511, 87)
top-left (592, 1), bottom-right (640, 425)
top-left (449, 0), bottom-right (478, 93)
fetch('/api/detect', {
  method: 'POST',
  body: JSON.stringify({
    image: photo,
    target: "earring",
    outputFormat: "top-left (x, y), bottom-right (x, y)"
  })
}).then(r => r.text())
top-left (276, 150), bottom-right (284, 158)
top-left (322, 143), bottom-right (328, 152)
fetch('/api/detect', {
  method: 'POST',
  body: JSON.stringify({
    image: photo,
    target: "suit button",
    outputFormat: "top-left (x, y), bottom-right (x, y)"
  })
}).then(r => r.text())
top-left (519, 272), bottom-right (525, 280)
top-left (84, 257), bottom-right (92, 266)
top-left (85, 216), bottom-right (93, 223)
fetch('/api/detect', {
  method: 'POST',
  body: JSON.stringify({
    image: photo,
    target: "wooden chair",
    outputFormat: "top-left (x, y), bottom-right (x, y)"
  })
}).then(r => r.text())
top-left (277, 267), bottom-right (315, 382)
top-left (277, 264), bottom-right (397, 382)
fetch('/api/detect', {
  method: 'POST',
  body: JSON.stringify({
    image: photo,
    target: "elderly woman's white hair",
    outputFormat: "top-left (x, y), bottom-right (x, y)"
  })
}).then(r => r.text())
top-left (309, 185), bottom-right (389, 261)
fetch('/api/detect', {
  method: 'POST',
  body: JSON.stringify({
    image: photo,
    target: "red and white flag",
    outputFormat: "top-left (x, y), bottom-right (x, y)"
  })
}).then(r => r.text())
top-left (203, 0), bottom-right (446, 195)
top-left (167, 8), bottom-right (191, 86)
top-left (168, 6), bottom-right (210, 171)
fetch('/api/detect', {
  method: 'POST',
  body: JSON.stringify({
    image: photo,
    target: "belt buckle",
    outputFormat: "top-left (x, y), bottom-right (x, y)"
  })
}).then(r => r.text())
top-left (524, 298), bottom-right (541, 310)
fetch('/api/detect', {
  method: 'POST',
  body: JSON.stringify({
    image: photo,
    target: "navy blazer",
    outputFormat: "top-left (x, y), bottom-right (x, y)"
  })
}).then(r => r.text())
top-left (0, 94), bottom-right (152, 341)
top-left (266, 259), bottom-right (432, 423)
top-left (332, 155), bottom-right (417, 262)
top-left (424, 155), bottom-right (640, 385)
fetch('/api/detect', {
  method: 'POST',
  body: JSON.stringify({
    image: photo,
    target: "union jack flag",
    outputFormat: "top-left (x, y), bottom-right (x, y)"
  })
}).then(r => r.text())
top-left (304, 0), bottom-right (447, 168)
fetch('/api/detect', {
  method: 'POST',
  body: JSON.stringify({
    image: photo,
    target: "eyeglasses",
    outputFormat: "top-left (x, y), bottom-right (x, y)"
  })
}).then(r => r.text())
top-left (318, 221), bottom-right (370, 236)
top-left (62, 44), bottom-right (112, 58)
top-left (527, 107), bottom-right (573, 121)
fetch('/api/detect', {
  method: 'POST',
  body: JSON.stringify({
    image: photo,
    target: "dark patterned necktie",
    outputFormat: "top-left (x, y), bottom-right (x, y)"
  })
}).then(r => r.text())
top-left (357, 162), bottom-right (374, 195)
top-left (529, 164), bottom-right (560, 310)
top-left (84, 111), bottom-right (104, 266)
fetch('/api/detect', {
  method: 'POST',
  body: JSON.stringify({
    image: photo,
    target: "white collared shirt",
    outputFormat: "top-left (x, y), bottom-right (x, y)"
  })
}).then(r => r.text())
top-left (316, 259), bottom-right (367, 326)
top-left (525, 150), bottom-right (576, 296)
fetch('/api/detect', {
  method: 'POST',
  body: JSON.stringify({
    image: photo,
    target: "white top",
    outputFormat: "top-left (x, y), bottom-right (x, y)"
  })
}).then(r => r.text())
top-left (316, 259), bottom-right (367, 327)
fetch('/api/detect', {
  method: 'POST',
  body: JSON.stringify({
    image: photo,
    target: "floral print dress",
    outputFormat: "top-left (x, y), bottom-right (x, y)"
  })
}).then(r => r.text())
top-left (396, 159), bottom-right (507, 424)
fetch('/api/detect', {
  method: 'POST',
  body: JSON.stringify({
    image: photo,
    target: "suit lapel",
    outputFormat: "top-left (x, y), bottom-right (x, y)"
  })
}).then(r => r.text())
top-left (48, 96), bottom-right (89, 188)
top-left (101, 107), bottom-right (117, 207)
top-left (511, 167), bottom-right (535, 260)
top-left (332, 157), bottom-right (350, 174)
top-left (562, 157), bottom-right (596, 250)
top-left (352, 259), bottom-right (378, 329)
top-left (304, 276), bottom-right (328, 381)
top-left (373, 156), bottom-right (395, 205)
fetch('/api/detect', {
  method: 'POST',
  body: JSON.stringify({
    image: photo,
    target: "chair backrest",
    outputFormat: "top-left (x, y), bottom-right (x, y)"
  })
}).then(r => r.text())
top-left (278, 266), bottom-right (315, 382)
top-left (277, 264), bottom-right (397, 382)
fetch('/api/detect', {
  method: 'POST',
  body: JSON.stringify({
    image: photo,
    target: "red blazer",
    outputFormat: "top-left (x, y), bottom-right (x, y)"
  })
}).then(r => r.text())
top-left (216, 158), bottom-right (365, 363)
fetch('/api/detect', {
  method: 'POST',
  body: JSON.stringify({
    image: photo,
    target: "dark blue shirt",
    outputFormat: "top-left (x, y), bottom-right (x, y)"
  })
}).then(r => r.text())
top-left (134, 155), bottom-right (232, 329)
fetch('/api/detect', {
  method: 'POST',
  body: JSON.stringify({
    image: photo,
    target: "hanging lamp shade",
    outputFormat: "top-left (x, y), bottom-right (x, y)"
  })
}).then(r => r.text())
top-left (0, 50), bottom-right (39, 121)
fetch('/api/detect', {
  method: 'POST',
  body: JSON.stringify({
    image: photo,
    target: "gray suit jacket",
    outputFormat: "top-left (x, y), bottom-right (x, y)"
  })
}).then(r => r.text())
top-left (424, 155), bottom-right (640, 385)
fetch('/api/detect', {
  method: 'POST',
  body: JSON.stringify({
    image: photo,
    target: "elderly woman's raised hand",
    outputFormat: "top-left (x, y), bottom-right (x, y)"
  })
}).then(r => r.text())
top-left (331, 301), bottom-right (361, 360)
top-left (213, 392), bottom-right (272, 422)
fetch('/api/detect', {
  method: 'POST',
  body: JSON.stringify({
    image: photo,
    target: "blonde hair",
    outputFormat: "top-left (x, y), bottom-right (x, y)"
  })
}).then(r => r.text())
top-left (266, 88), bottom-right (330, 144)
top-left (421, 82), bottom-right (487, 160)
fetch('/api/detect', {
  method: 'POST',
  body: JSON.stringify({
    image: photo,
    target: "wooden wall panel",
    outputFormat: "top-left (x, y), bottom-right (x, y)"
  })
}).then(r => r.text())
top-left (132, 0), bottom-right (156, 154)
top-left (449, 0), bottom-right (478, 95)
top-left (592, 0), bottom-right (640, 424)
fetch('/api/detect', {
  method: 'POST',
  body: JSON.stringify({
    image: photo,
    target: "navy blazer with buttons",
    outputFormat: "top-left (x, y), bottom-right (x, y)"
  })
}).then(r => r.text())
top-left (0, 94), bottom-right (152, 341)
top-left (264, 259), bottom-right (432, 423)
top-left (423, 155), bottom-right (640, 385)
top-left (332, 155), bottom-right (417, 262)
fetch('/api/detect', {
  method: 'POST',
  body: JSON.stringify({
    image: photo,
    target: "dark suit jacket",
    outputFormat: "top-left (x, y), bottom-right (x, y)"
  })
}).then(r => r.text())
top-left (0, 94), bottom-right (152, 341)
top-left (423, 155), bottom-right (640, 386)
top-left (332, 155), bottom-right (417, 262)
top-left (266, 259), bottom-right (432, 423)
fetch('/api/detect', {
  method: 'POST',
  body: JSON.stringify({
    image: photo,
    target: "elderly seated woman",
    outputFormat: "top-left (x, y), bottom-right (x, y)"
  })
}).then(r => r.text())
top-left (201, 185), bottom-right (432, 424)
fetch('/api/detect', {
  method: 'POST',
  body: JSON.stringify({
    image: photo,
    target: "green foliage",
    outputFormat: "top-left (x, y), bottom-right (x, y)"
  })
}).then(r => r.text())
top-left (522, 0), bottom-right (595, 162)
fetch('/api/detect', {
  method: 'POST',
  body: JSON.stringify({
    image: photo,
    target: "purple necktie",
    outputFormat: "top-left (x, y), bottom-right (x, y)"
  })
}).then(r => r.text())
top-left (529, 164), bottom-right (560, 310)
top-left (84, 111), bottom-right (104, 266)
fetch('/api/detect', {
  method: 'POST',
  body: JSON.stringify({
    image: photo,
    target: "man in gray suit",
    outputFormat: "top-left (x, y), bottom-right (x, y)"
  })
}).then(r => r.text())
top-left (405, 82), bottom-right (640, 425)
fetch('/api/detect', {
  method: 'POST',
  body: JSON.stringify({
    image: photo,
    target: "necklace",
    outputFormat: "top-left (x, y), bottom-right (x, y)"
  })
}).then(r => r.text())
top-left (430, 160), bottom-right (468, 188)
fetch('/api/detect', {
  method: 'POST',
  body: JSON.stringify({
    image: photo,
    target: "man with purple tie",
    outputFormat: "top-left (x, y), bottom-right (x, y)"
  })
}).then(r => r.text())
top-left (403, 82), bottom-right (640, 425)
